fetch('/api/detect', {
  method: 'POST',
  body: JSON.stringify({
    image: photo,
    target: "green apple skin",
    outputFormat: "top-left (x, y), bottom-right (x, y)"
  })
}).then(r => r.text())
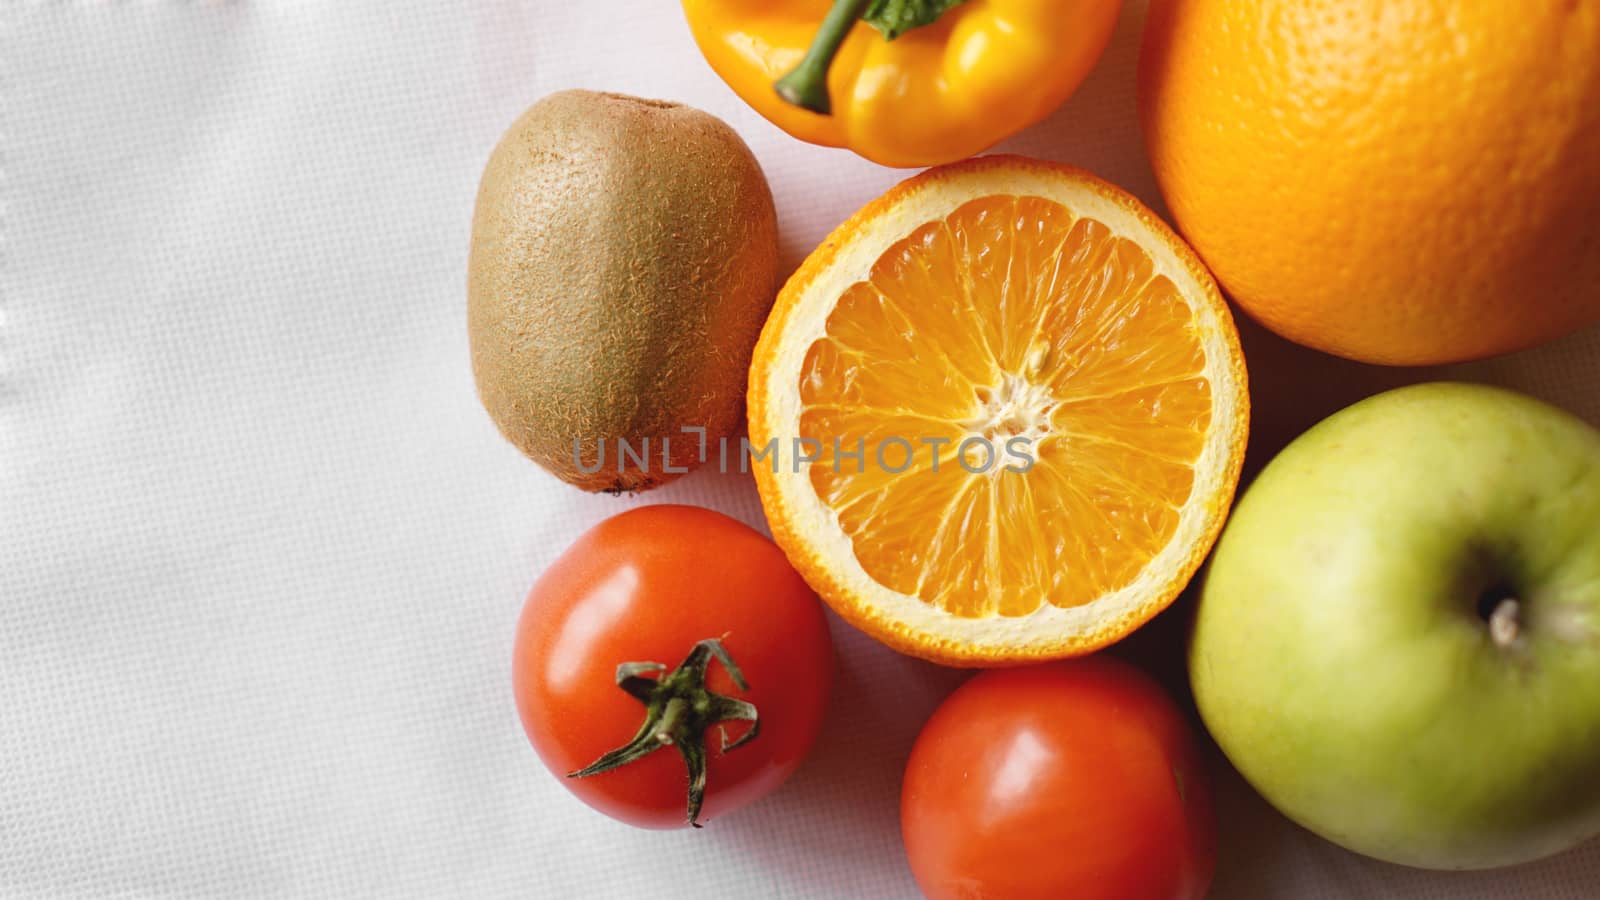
top-left (1193, 382), bottom-right (1600, 870)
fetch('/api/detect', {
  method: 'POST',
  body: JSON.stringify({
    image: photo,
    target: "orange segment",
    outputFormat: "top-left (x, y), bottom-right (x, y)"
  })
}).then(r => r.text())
top-left (749, 156), bottom-right (1248, 665)
top-left (802, 194), bottom-right (1212, 620)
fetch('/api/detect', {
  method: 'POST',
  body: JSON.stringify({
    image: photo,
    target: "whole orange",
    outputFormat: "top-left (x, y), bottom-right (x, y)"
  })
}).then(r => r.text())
top-left (1139, 0), bottom-right (1600, 365)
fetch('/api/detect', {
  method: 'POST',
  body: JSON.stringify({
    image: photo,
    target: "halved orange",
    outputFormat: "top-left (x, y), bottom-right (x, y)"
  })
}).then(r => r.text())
top-left (748, 156), bottom-right (1248, 665)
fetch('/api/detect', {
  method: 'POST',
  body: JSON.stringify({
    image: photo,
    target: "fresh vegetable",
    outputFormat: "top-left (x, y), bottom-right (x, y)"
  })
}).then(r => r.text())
top-left (747, 155), bottom-right (1247, 665)
top-left (512, 505), bottom-right (833, 828)
top-left (680, 0), bottom-right (1123, 167)
top-left (1139, 0), bottom-right (1600, 364)
top-left (1194, 383), bottom-right (1600, 869)
top-left (902, 658), bottom-right (1215, 899)
top-left (468, 91), bottom-right (779, 492)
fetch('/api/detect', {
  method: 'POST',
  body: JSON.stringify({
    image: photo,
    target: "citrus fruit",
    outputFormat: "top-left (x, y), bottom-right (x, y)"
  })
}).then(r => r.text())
top-left (1139, 0), bottom-right (1600, 366)
top-left (748, 156), bottom-right (1248, 665)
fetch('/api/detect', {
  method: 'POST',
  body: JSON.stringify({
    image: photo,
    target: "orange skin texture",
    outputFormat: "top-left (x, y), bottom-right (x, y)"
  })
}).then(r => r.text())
top-left (1139, 0), bottom-right (1600, 365)
top-left (512, 505), bottom-right (833, 829)
top-left (902, 657), bottom-right (1216, 900)
top-left (681, 0), bottom-right (1124, 167)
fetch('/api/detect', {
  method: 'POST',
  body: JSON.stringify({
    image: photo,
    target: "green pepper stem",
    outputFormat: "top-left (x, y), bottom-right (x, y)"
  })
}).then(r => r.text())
top-left (774, 0), bottom-right (872, 116)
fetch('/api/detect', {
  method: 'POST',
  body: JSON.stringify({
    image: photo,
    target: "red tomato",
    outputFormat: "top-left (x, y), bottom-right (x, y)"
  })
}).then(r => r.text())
top-left (513, 505), bottom-right (833, 829)
top-left (902, 658), bottom-right (1215, 900)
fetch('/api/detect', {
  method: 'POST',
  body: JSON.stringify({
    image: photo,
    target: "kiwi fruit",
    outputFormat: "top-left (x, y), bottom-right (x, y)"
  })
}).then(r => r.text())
top-left (468, 90), bottom-right (779, 492)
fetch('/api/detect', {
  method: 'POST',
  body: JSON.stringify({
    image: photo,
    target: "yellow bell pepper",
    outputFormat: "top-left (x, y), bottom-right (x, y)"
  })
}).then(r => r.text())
top-left (681, 0), bottom-right (1123, 168)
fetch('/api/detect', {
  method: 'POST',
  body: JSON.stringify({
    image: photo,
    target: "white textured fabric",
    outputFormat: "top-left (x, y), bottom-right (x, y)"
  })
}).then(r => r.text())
top-left (3, 2), bottom-right (1598, 898)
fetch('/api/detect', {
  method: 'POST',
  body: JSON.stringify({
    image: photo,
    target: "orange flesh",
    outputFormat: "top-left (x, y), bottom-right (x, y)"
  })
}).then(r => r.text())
top-left (798, 196), bottom-right (1213, 618)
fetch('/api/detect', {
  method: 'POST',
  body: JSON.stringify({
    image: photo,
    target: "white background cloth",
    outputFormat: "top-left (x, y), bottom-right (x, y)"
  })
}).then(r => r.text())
top-left (4, 2), bottom-right (1598, 897)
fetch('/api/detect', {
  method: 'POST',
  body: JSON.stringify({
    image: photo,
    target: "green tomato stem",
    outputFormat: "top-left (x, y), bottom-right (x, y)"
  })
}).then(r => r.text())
top-left (567, 638), bottom-right (759, 828)
top-left (774, 0), bottom-right (872, 116)
top-left (654, 697), bottom-right (687, 744)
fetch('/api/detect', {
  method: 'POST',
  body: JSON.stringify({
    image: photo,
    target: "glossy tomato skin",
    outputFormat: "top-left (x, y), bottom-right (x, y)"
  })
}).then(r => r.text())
top-left (902, 658), bottom-right (1214, 900)
top-left (513, 505), bottom-right (833, 829)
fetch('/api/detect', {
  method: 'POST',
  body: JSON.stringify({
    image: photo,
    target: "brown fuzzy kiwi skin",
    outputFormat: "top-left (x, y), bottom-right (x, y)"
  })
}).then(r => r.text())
top-left (468, 91), bottom-right (779, 492)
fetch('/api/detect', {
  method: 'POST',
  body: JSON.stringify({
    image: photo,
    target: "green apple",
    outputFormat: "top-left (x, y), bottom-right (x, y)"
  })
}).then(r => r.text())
top-left (1193, 382), bottom-right (1600, 869)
